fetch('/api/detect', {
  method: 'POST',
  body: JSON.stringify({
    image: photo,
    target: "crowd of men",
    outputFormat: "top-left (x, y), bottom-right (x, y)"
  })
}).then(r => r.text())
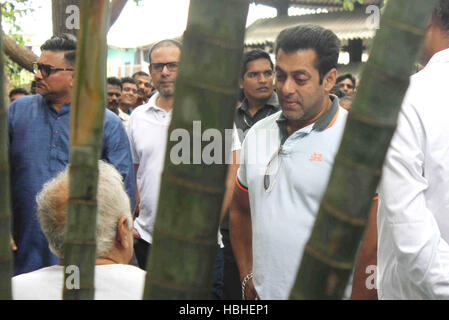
top-left (7, 0), bottom-right (449, 300)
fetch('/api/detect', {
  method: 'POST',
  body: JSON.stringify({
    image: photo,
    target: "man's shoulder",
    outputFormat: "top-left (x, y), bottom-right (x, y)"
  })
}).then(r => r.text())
top-left (12, 265), bottom-right (62, 286)
top-left (249, 110), bottom-right (282, 132)
top-left (9, 94), bottom-right (44, 114)
top-left (104, 109), bottom-right (126, 132)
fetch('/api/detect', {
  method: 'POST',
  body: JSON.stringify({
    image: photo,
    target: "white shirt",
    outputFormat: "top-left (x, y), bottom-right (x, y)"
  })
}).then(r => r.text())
top-left (118, 108), bottom-right (130, 131)
top-left (237, 98), bottom-right (347, 299)
top-left (128, 92), bottom-right (172, 244)
top-left (12, 264), bottom-right (146, 300)
top-left (377, 48), bottom-right (449, 299)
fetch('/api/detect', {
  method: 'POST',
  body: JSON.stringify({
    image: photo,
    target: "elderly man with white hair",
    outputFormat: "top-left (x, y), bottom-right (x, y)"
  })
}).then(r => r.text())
top-left (12, 161), bottom-right (145, 300)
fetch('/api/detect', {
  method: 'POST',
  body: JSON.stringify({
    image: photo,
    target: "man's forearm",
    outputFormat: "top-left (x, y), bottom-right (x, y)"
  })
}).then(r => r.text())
top-left (351, 200), bottom-right (378, 300)
top-left (229, 205), bottom-right (253, 280)
top-left (219, 161), bottom-right (240, 224)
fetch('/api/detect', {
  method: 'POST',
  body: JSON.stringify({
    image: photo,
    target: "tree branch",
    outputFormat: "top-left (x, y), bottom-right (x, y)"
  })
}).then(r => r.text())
top-left (2, 0), bottom-right (129, 74)
top-left (2, 33), bottom-right (37, 72)
top-left (109, 0), bottom-right (128, 29)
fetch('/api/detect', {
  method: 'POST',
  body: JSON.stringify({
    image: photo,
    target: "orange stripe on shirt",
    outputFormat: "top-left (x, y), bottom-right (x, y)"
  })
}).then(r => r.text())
top-left (236, 176), bottom-right (248, 193)
top-left (326, 107), bottom-right (340, 129)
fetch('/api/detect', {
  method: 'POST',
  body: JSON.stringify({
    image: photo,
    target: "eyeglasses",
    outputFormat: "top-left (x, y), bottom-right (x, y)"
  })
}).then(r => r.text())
top-left (264, 146), bottom-right (283, 193)
top-left (33, 62), bottom-right (74, 78)
top-left (150, 62), bottom-right (179, 73)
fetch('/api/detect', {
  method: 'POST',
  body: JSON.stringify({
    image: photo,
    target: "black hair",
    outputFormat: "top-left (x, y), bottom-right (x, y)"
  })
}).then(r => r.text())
top-left (330, 85), bottom-right (345, 98)
top-left (40, 34), bottom-right (77, 66)
top-left (107, 77), bottom-right (122, 90)
top-left (148, 39), bottom-right (182, 63)
top-left (241, 49), bottom-right (274, 79)
top-left (435, 0), bottom-right (449, 32)
top-left (133, 71), bottom-right (150, 79)
top-left (336, 73), bottom-right (356, 88)
top-left (275, 24), bottom-right (340, 84)
top-left (121, 77), bottom-right (136, 86)
top-left (9, 87), bottom-right (29, 99)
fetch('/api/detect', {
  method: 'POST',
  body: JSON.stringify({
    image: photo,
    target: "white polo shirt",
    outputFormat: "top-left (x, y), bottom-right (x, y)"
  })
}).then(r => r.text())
top-left (128, 92), bottom-right (172, 244)
top-left (237, 96), bottom-right (347, 299)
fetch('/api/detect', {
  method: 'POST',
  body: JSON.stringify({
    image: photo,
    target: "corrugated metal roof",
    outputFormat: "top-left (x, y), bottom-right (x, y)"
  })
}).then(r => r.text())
top-left (244, 8), bottom-right (376, 45)
top-left (251, 0), bottom-right (383, 10)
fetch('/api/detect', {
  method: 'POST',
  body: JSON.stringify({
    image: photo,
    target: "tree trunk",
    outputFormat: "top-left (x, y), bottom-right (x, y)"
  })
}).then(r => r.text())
top-left (289, 0), bottom-right (438, 300)
top-left (52, 0), bottom-right (81, 36)
top-left (144, 0), bottom-right (250, 300)
top-left (63, 0), bottom-right (109, 300)
top-left (1, 0), bottom-right (127, 73)
top-left (0, 11), bottom-right (13, 301)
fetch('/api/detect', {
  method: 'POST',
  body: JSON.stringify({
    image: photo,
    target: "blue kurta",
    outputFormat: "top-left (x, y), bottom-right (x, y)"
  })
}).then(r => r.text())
top-left (8, 94), bottom-right (136, 276)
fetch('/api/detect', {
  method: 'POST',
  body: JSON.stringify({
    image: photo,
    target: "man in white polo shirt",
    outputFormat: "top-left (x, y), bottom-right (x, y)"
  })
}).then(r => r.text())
top-left (128, 39), bottom-right (182, 269)
top-left (229, 24), bottom-right (348, 300)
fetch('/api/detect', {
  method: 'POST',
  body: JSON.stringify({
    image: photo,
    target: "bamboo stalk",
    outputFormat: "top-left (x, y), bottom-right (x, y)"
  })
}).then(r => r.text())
top-left (290, 0), bottom-right (438, 299)
top-left (0, 9), bottom-right (13, 301)
top-left (144, 0), bottom-right (250, 300)
top-left (63, 0), bottom-right (109, 300)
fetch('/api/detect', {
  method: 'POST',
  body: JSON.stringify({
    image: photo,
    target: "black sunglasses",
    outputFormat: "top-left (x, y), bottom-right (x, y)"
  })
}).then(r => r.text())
top-left (150, 62), bottom-right (179, 73)
top-left (33, 62), bottom-right (74, 78)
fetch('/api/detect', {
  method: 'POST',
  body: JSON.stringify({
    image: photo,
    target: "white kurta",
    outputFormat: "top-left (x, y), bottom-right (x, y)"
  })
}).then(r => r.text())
top-left (12, 264), bottom-right (146, 300)
top-left (378, 48), bottom-right (449, 299)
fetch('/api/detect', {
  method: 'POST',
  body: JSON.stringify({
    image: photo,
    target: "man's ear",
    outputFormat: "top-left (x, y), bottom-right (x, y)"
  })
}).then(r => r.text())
top-left (323, 68), bottom-right (337, 92)
top-left (116, 216), bottom-right (130, 249)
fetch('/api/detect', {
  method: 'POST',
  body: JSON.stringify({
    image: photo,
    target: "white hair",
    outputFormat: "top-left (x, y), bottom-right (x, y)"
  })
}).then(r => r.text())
top-left (36, 160), bottom-right (132, 257)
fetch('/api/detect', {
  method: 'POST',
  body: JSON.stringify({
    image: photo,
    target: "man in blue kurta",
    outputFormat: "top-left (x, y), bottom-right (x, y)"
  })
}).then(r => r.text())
top-left (8, 34), bottom-right (136, 276)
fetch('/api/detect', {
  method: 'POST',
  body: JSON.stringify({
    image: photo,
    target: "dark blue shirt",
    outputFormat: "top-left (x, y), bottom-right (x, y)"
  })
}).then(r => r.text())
top-left (8, 94), bottom-right (136, 275)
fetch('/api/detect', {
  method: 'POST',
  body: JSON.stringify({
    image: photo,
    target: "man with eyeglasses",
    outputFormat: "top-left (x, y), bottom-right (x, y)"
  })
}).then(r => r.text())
top-left (127, 39), bottom-right (181, 270)
top-left (220, 49), bottom-right (280, 300)
top-left (229, 25), bottom-right (348, 300)
top-left (336, 73), bottom-right (356, 96)
top-left (8, 34), bottom-right (136, 276)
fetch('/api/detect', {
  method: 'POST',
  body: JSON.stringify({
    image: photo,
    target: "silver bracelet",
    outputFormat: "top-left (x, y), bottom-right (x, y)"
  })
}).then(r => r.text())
top-left (241, 272), bottom-right (254, 300)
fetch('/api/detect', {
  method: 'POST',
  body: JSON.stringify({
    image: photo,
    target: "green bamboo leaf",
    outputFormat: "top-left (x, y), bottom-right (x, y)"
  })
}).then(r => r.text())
top-left (0, 8), bottom-right (13, 301)
top-left (144, 0), bottom-right (250, 300)
top-left (63, 0), bottom-right (109, 300)
top-left (290, 0), bottom-right (438, 300)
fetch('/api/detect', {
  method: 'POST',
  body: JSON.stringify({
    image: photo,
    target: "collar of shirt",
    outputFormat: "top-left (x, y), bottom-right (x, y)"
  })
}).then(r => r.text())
top-left (427, 47), bottom-right (449, 66)
top-left (276, 94), bottom-right (340, 144)
top-left (118, 108), bottom-right (130, 120)
top-left (141, 92), bottom-right (173, 116)
top-left (238, 92), bottom-right (280, 118)
top-left (43, 98), bottom-right (70, 117)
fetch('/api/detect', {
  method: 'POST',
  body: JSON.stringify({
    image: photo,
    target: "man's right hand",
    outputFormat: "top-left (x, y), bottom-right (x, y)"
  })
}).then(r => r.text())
top-left (244, 278), bottom-right (260, 300)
